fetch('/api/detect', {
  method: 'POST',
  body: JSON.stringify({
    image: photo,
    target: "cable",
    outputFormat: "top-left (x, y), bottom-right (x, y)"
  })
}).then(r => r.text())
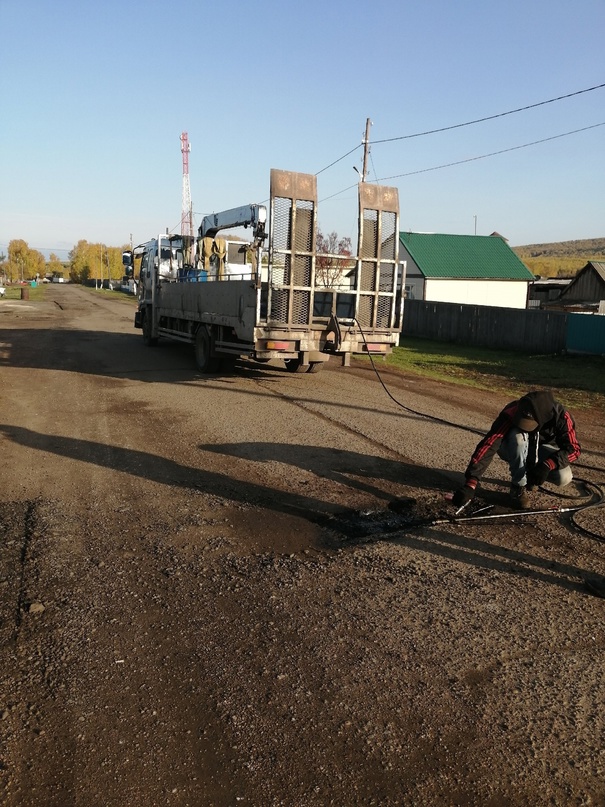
top-left (372, 82), bottom-right (605, 145)
top-left (320, 122), bottom-right (605, 202)
top-left (354, 317), bottom-right (605, 537)
top-left (314, 81), bottom-right (605, 180)
top-left (377, 123), bottom-right (605, 182)
top-left (354, 317), bottom-right (484, 436)
top-left (442, 479), bottom-right (605, 542)
top-left (315, 144), bottom-right (362, 177)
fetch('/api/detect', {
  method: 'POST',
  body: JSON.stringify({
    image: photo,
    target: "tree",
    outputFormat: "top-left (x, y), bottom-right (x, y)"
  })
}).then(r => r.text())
top-left (48, 253), bottom-right (65, 279)
top-left (6, 240), bottom-right (45, 282)
top-left (69, 241), bottom-right (129, 284)
top-left (315, 229), bottom-right (354, 288)
top-left (69, 240), bottom-right (94, 283)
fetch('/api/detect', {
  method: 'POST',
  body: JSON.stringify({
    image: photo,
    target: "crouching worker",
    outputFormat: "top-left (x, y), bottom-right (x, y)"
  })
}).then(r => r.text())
top-left (452, 390), bottom-right (581, 510)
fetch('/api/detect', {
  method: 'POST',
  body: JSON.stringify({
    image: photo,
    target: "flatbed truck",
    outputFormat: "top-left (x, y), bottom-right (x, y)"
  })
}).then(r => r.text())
top-left (123, 168), bottom-right (403, 374)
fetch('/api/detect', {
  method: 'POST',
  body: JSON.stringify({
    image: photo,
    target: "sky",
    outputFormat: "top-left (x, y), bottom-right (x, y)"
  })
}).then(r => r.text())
top-left (1, 0), bottom-right (604, 260)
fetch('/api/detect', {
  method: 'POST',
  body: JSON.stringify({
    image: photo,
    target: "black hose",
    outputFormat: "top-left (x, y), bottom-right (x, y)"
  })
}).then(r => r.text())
top-left (354, 318), bottom-right (484, 436)
top-left (354, 320), bottom-right (605, 539)
top-left (355, 319), bottom-right (605, 470)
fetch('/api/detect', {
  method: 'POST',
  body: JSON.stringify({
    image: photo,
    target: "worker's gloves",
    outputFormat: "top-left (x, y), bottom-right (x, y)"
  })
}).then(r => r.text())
top-left (452, 479), bottom-right (477, 508)
top-left (527, 459), bottom-right (555, 490)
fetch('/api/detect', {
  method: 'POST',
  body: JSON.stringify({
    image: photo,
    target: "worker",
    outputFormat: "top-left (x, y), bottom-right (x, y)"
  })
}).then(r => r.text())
top-left (452, 390), bottom-right (581, 510)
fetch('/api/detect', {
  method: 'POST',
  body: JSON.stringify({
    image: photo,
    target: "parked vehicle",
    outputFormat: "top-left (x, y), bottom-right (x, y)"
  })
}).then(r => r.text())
top-left (123, 168), bottom-right (403, 374)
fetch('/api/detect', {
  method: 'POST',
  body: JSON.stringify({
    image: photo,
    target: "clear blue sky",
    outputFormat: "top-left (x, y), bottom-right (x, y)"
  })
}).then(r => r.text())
top-left (1, 0), bottom-right (604, 259)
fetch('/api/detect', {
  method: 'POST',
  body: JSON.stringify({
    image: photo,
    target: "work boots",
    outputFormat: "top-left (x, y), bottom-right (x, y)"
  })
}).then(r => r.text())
top-left (509, 484), bottom-right (530, 510)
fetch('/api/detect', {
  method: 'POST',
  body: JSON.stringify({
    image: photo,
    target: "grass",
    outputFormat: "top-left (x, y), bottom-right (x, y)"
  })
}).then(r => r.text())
top-left (1, 284), bottom-right (46, 301)
top-left (80, 286), bottom-right (138, 304)
top-left (381, 336), bottom-right (605, 410)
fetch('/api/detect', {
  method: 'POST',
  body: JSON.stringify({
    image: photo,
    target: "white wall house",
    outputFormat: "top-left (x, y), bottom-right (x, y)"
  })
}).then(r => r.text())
top-left (400, 232), bottom-right (534, 310)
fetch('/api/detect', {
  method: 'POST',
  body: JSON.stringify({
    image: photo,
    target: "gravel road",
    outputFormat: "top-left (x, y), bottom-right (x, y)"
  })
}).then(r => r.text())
top-left (1, 285), bottom-right (604, 806)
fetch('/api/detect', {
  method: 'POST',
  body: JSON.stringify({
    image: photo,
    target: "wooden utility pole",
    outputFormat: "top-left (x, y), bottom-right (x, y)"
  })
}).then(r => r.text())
top-left (361, 118), bottom-right (372, 182)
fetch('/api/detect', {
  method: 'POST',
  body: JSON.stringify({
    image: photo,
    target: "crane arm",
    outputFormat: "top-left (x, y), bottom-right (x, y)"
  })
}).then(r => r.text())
top-left (198, 204), bottom-right (267, 241)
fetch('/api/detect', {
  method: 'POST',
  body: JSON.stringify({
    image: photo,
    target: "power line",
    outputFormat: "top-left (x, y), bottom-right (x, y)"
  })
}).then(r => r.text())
top-left (314, 81), bottom-right (605, 177)
top-left (315, 144), bottom-right (362, 176)
top-left (377, 122), bottom-right (605, 181)
top-left (319, 122), bottom-right (605, 202)
top-left (372, 82), bottom-right (605, 144)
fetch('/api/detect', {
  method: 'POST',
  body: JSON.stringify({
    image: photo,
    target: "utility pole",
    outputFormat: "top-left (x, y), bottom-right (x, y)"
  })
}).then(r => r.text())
top-left (361, 118), bottom-right (372, 182)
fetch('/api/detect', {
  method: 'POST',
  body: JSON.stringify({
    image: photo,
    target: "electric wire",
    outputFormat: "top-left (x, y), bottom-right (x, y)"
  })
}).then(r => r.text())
top-left (378, 122), bottom-right (605, 182)
top-left (320, 122), bottom-right (605, 202)
top-left (315, 145), bottom-right (363, 176)
top-left (314, 81), bottom-right (605, 178)
top-left (372, 82), bottom-right (605, 145)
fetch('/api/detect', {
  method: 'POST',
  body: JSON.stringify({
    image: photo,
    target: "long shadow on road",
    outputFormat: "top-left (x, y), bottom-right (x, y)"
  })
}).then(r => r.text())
top-left (0, 424), bottom-right (595, 596)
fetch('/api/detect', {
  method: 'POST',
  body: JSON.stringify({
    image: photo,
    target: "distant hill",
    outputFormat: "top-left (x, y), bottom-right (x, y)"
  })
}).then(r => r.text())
top-left (512, 238), bottom-right (605, 278)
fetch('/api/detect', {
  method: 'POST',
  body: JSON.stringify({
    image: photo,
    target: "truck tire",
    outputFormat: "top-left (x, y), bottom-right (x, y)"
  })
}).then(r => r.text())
top-left (284, 357), bottom-right (309, 373)
top-left (195, 328), bottom-right (221, 373)
top-left (142, 309), bottom-right (158, 346)
top-left (221, 355), bottom-right (237, 372)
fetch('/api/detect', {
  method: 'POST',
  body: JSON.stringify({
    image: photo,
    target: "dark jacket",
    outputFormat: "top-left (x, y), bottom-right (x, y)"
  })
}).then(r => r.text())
top-left (465, 390), bottom-right (581, 482)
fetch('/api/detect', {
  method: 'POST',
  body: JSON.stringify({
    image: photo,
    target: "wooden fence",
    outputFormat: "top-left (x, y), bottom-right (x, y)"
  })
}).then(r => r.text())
top-left (401, 300), bottom-right (605, 355)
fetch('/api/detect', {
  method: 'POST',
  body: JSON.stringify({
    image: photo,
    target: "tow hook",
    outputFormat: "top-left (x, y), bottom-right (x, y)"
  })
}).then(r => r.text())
top-left (323, 313), bottom-right (342, 353)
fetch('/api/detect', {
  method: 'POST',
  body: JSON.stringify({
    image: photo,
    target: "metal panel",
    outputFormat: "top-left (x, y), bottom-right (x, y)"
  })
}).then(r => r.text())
top-left (266, 170), bottom-right (400, 339)
top-left (567, 313), bottom-right (605, 354)
top-left (268, 170), bottom-right (318, 326)
top-left (354, 184), bottom-right (400, 330)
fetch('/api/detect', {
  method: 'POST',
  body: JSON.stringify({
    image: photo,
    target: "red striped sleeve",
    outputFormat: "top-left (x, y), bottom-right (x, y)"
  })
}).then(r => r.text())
top-left (563, 411), bottom-right (581, 463)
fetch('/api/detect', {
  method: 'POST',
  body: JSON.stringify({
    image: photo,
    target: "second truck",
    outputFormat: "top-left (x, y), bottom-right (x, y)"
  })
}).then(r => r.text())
top-left (123, 168), bottom-right (404, 374)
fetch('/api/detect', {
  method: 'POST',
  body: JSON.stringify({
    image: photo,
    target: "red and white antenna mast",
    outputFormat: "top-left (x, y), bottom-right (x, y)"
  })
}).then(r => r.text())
top-left (180, 132), bottom-right (193, 237)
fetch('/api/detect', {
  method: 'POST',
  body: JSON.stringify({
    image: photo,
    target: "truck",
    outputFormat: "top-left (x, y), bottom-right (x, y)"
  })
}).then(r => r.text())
top-left (123, 168), bottom-right (403, 374)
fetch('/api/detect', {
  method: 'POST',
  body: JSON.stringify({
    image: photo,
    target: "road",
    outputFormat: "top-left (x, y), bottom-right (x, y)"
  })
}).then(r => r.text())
top-left (1, 284), bottom-right (605, 806)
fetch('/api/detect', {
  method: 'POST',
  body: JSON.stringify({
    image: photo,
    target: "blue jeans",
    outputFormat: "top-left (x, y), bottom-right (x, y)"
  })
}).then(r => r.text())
top-left (497, 427), bottom-right (573, 487)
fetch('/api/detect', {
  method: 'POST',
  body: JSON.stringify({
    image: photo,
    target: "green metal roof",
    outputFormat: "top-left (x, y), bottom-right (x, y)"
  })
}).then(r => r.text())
top-left (399, 232), bottom-right (534, 280)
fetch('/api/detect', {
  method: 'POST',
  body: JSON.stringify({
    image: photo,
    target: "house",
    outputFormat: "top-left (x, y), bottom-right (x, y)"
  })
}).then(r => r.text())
top-left (399, 232), bottom-right (534, 309)
top-left (554, 261), bottom-right (605, 312)
top-left (527, 277), bottom-right (573, 308)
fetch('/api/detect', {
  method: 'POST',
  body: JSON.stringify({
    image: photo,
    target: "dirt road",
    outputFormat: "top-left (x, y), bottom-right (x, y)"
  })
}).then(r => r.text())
top-left (1, 285), bottom-right (605, 806)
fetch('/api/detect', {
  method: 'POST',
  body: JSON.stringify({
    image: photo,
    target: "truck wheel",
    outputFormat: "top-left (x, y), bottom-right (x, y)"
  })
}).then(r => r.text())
top-left (142, 310), bottom-right (158, 346)
top-left (221, 355), bottom-right (237, 372)
top-left (284, 357), bottom-right (309, 373)
top-left (195, 328), bottom-right (220, 373)
top-left (307, 362), bottom-right (324, 373)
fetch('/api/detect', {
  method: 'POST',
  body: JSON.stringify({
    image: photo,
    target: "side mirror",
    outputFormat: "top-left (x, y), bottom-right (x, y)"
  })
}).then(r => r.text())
top-left (122, 251), bottom-right (133, 277)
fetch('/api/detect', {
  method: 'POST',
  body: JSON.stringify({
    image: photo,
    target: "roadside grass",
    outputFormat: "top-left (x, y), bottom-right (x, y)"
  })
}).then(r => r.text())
top-left (1, 284), bottom-right (46, 301)
top-left (79, 285), bottom-right (137, 304)
top-left (381, 336), bottom-right (605, 410)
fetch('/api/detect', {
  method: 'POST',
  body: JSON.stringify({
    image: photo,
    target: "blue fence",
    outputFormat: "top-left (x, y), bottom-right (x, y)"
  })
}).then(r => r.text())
top-left (566, 313), bottom-right (605, 354)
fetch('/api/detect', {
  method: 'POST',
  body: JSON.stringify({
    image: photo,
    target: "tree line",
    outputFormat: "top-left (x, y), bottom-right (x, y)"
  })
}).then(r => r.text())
top-left (2, 231), bottom-right (353, 286)
top-left (0, 240), bottom-right (129, 284)
top-left (512, 237), bottom-right (605, 278)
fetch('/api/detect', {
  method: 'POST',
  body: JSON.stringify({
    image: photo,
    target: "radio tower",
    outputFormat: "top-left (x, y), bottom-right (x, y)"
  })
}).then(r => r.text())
top-left (180, 132), bottom-right (193, 236)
